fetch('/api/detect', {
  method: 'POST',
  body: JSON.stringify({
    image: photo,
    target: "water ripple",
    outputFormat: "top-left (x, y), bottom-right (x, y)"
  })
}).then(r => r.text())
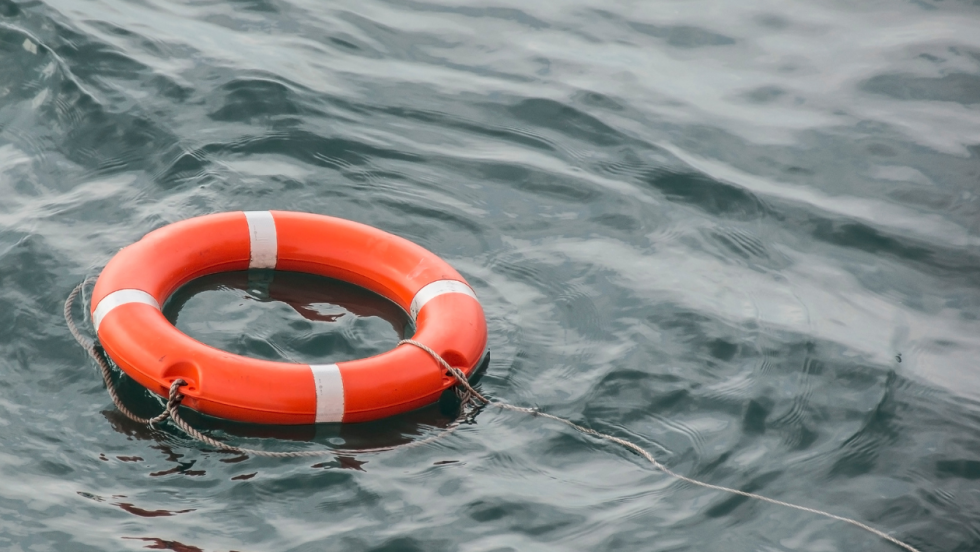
top-left (2, 0), bottom-right (980, 550)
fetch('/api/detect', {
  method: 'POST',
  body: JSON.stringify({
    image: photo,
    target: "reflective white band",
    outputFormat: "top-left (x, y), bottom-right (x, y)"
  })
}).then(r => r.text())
top-left (410, 280), bottom-right (477, 321)
top-left (92, 289), bottom-right (160, 332)
top-left (244, 211), bottom-right (277, 269)
top-left (310, 364), bottom-right (345, 423)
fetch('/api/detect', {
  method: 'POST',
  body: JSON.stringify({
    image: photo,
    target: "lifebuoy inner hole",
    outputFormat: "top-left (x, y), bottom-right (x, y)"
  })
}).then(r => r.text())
top-left (162, 270), bottom-right (415, 365)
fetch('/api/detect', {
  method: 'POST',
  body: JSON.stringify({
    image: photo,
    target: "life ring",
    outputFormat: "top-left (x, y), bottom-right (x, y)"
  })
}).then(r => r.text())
top-left (90, 211), bottom-right (488, 424)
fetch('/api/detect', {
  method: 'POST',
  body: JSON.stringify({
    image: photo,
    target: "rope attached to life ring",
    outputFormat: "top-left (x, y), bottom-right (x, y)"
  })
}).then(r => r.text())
top-left (66, 280), bottom-right (471, 458)
top-left (66, 280), bottom-right (920, 551)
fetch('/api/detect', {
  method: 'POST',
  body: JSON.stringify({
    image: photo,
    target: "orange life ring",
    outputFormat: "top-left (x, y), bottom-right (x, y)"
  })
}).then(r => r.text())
top-left (90, 211), bottom-right (488, 424)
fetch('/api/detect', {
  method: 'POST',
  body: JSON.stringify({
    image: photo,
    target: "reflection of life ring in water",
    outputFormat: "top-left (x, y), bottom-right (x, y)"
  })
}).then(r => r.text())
top-left (91, 211), bottom-right (488, 424)
top-left (165, 271), bottom-right (415, 359)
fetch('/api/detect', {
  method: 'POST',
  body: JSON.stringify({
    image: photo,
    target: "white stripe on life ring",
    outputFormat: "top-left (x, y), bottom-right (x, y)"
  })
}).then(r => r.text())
top-left (410, 280), bottom-right (477, 321)
top-left (92, 289), bottom-right (160, 332)
top-left (310, 363), bottom-right (345, 423)
top-left (244, 211), bottom-right (277, 269)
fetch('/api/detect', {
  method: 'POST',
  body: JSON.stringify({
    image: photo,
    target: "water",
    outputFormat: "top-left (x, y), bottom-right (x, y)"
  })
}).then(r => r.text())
top-left (1, 0), bottom-right (979, 550)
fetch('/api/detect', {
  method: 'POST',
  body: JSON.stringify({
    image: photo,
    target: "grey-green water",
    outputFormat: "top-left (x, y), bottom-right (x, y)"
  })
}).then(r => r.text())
top-left (2, 0), bottom-right (980, 550)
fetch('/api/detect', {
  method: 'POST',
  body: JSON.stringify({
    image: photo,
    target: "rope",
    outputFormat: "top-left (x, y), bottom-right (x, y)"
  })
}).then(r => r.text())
top-left (398, 339), bottom-right (922, 552)
top-left (65, 280), bottom-right (170, 426)
top-left (65, 281), bottom-right (468, 458)
top-left (66, 281), bottom-right (920, 551)
top-left (163, 378), bottom-right (471, 458)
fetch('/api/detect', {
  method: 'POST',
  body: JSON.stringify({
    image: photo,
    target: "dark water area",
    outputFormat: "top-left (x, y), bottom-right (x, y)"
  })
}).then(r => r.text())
top-left (2, 0), bottom-right (980, 550)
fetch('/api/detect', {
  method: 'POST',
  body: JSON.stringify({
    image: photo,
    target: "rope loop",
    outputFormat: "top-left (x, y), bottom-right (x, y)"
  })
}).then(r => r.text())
top-left (398, 338), bottom-right (489, 420)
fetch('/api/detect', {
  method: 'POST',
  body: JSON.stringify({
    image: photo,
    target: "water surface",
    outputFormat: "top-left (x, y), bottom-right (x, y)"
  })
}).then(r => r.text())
top-left (2, 0), bottom-right (979, 550)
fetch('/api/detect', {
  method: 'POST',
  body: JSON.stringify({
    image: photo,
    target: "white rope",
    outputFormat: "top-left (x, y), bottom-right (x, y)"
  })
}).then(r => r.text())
top-left (400, 339), bottom-right (921, 552)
